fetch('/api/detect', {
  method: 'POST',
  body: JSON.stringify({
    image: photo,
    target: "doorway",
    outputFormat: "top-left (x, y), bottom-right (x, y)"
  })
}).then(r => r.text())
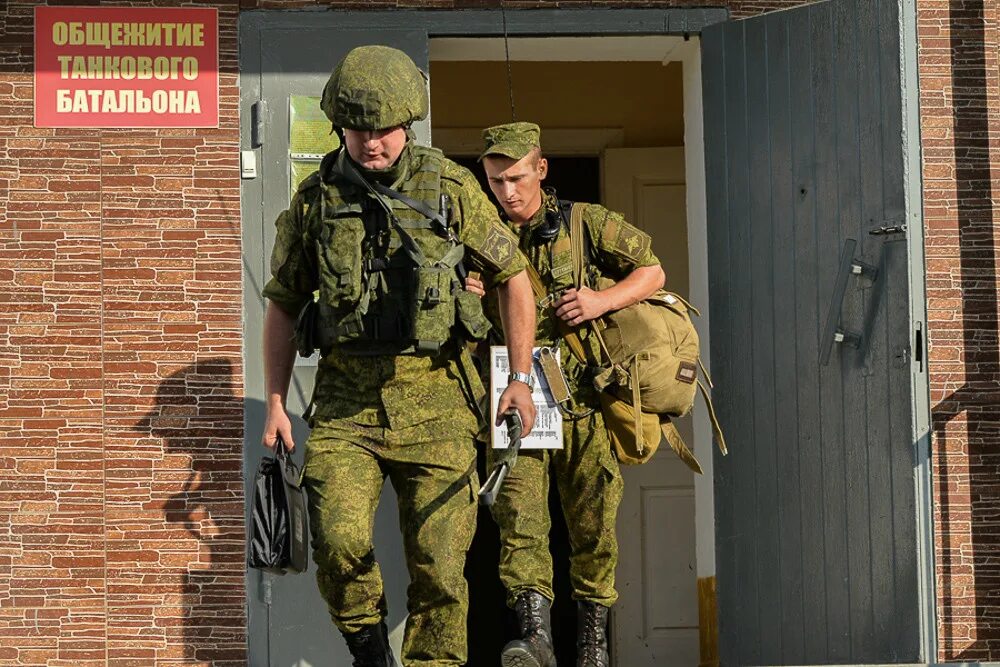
top-left (429, 36), bottom-right (709, 666)
top-left (238, 5), bottom-right (933, 664)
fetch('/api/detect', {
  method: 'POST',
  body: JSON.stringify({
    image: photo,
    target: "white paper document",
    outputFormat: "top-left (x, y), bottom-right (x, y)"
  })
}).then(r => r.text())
top-left (490, 346), bottom-right (564, 450)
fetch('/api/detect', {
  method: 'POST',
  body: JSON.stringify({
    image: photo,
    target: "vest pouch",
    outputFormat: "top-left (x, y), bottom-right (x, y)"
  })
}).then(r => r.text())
top-left (454, 287), bottom-right (491, 341)
top-left (293, 300), bottom-right (319, 357)
top-left (310, 302), bottom-right (364, 351)
top-left (317, 215), bottom-right (365, 309)
top-left (411, 265), bottom-right (455, 351)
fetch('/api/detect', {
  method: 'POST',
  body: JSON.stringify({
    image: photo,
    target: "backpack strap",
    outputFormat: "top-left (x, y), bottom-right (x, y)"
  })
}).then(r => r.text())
top-left (567, 204), bottom-right (619, 382)
top-left (661, 421), bottom-right (704, 475)
top-left (570, 202), bottom-right (587, 290)
top-left (523, 261), bottom-right (590, 366)
top-left (697, 379), bottom-right (728, 455)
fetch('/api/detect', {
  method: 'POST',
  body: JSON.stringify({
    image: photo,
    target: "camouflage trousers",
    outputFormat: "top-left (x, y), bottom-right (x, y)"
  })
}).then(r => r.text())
top-left (488, 408), bottom-right (624, 608)
top-left (302, 413), bottom-right (479, 667)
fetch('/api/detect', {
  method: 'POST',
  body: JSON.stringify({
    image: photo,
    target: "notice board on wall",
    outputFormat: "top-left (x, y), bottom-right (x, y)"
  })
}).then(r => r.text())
top-left (34, 6), bottom-right (219, 128)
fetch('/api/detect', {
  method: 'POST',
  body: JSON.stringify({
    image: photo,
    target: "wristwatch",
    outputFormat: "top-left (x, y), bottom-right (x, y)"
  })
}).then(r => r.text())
top-left (508, 370), bottom-right (535, 391)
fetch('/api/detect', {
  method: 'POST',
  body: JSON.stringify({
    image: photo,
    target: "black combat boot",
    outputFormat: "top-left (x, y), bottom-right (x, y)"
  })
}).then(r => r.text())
top-left (342, 620), bottom-right (395, 667)
top-left (501, 590), bottom-right (557, 667)
top-left (576, 601), bottom-right (610, 667)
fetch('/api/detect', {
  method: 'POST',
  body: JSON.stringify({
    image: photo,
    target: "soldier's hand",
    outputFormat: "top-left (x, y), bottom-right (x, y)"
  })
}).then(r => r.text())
top-left (465, 276), bottom-right (486, 298)
top-left (497, 382), bottom-right (536, 437)
top-left (262, 405), bottom-right (295, 453)
top-left (553, 287), bottom-right (608, 326)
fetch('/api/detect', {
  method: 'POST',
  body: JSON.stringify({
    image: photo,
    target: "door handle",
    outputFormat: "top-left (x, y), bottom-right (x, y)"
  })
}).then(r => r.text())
top-left (820, 238), bottom-right (878, 366)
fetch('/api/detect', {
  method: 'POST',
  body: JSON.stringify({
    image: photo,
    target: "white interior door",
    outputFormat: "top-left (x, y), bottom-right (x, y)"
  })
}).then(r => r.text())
top-left (602, 147), bottom-right (699, 666)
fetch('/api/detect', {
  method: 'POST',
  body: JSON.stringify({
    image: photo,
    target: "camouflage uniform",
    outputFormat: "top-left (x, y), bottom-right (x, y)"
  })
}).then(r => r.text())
top-left (480, 123), bottom-right (661, 610)
top-left (263, 47), bottom-right (526, 667)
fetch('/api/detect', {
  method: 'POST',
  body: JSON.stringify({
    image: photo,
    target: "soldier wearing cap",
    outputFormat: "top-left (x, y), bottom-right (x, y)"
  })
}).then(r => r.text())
top-left (467, 122), bottom-right (666, 667)
top-left (260, 46), bottom-right (537, 667)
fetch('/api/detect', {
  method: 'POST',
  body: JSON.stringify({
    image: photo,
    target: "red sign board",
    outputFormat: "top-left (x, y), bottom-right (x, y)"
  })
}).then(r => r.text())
top-left (34, 6), bottom-right (219, 128)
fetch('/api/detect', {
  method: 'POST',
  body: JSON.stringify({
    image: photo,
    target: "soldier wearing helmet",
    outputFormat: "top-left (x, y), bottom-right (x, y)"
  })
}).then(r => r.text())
top-left (261, 46), bottom-right (537, 667)
top-left (468, 122), bottom-right (666, 667)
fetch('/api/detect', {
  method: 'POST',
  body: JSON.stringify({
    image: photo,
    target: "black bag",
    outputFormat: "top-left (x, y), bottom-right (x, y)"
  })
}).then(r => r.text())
top-left (247, 439), bottom-right (309, 574)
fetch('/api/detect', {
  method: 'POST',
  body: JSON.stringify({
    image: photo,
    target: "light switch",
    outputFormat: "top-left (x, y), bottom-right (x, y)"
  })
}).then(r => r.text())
top-left (241, 150), bottom-right (257, 179)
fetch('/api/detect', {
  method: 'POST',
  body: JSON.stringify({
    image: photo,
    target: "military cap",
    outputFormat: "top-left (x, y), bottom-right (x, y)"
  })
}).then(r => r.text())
top-left (479, 122), bottom-right (541, 162)
top-left (321, 45), bottom-right (429, 131)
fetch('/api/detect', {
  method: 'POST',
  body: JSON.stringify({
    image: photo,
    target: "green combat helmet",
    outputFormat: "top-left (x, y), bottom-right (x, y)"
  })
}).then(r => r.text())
top-left (321, 45), bottom-right (429, 131)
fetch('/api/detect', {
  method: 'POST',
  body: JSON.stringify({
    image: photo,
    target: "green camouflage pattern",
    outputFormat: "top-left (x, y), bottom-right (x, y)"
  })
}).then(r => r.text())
top-left (482, 190), bottom-right (659, 607)
top-left (264, 142), bottom-right (525, 428)
top-left (302, 414), bottom-right (479, 665)
top-left (479, 121), bottom-right (541, 162)
top-left (264, 139), bottom-right (526, 665)
top-left (486, 409), bottom-right (623, 607)
top-left (484, 191), bottom-right (659, 405)
top-left (322, 45), bottom-right (429, 130)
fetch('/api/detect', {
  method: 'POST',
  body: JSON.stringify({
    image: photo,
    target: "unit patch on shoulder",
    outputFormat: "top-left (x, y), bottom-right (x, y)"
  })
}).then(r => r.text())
top-left (480, 227), bottom-right (516, 268)
top-left (616, 225), bottom-right (649, 261)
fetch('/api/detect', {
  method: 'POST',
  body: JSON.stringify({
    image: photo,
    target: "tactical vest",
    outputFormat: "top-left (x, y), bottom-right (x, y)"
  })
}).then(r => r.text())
top-left (300, 145), bottom-right (490, 356)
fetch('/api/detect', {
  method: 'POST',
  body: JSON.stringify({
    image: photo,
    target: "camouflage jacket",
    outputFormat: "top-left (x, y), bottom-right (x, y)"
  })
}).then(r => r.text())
top-left (485, 192), bottom-right (660, 404)
top-left (264, 142), bottom-right (526, 429)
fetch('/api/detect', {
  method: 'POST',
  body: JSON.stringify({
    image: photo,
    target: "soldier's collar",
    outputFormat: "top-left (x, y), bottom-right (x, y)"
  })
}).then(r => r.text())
top-left (329, 141), bottom-right (413, 189)
top-left (501, 190), bottom-right (551, 232)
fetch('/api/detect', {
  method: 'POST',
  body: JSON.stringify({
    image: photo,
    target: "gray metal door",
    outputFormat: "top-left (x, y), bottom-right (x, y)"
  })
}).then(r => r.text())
top-left (702, 0), bottom-right (930, 664)
top-left (240, 18), bottom-right (430, 666)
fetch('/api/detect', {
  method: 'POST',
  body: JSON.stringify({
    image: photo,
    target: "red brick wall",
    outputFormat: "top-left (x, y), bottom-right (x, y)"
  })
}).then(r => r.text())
top-left (0, 1), bottom-right (244, 664)
top-left (2, 0), bottom-right (996, 664)
top-left (920, 0), bottom-right (1000, 661)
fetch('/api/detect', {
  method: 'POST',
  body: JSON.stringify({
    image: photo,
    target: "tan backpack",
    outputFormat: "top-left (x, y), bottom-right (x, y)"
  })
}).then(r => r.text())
top-left (527, 204), bottom-right (727, 469)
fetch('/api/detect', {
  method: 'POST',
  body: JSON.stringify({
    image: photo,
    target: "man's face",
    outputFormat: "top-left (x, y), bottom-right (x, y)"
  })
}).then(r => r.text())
top-left (483, 150), bottom-right (548, 225)
top-left (343, 126), bottom-right (408, 170)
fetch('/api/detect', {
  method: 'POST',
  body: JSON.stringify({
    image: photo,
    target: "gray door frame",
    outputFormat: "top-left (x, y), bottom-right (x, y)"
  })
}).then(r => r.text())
top-left (900, 0), bottom-right (938, 660)
top-left (239, 3), bottom-right (935, 663)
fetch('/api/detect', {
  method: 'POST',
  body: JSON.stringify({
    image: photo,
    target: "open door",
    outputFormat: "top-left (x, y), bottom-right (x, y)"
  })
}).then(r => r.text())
top-left (240, 23), bottom-right (430, 666)
top-left (702, 0), bottom-right (928, 664)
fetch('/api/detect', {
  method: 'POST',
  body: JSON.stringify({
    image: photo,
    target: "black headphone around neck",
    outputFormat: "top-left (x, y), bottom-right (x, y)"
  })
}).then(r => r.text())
top-left (532, 187), bottom-right (564, 244)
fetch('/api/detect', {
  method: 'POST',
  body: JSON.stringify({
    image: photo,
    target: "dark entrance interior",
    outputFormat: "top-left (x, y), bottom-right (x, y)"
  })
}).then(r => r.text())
top-left (455, 155), bottom-right (601, 666)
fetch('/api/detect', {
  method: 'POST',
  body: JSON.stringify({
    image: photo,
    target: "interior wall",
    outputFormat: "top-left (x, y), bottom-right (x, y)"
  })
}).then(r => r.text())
top-left (429, 60), bottom-right (685, 149)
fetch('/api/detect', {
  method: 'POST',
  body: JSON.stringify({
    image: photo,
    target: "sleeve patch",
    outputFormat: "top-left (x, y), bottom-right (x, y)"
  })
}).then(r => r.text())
top-left (480, 227), bottom-right (517, 268)
top-left (616, 225), bottom-right (650, 261)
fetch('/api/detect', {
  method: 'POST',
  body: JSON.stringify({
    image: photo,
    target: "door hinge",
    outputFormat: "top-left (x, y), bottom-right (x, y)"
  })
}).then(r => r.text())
top-left (251, 100), bottom-right (267, 148)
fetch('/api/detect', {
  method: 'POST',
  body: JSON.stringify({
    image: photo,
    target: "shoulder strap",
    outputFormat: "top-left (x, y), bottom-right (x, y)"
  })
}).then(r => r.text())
top-left (544, 203), bottom-right (597, 366)
top-left (570, 203), bottom-right (587, 290)
top-left (338, 155), bottom-right (433, 267)
top-left (370, 180), bottom-right (451, 237)
top-left (522, 261), bottom-right (590, 365)
top-left (522, 261), bottom-right (547, 302)
top-left (567, 204), bottom-right (615, 365)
